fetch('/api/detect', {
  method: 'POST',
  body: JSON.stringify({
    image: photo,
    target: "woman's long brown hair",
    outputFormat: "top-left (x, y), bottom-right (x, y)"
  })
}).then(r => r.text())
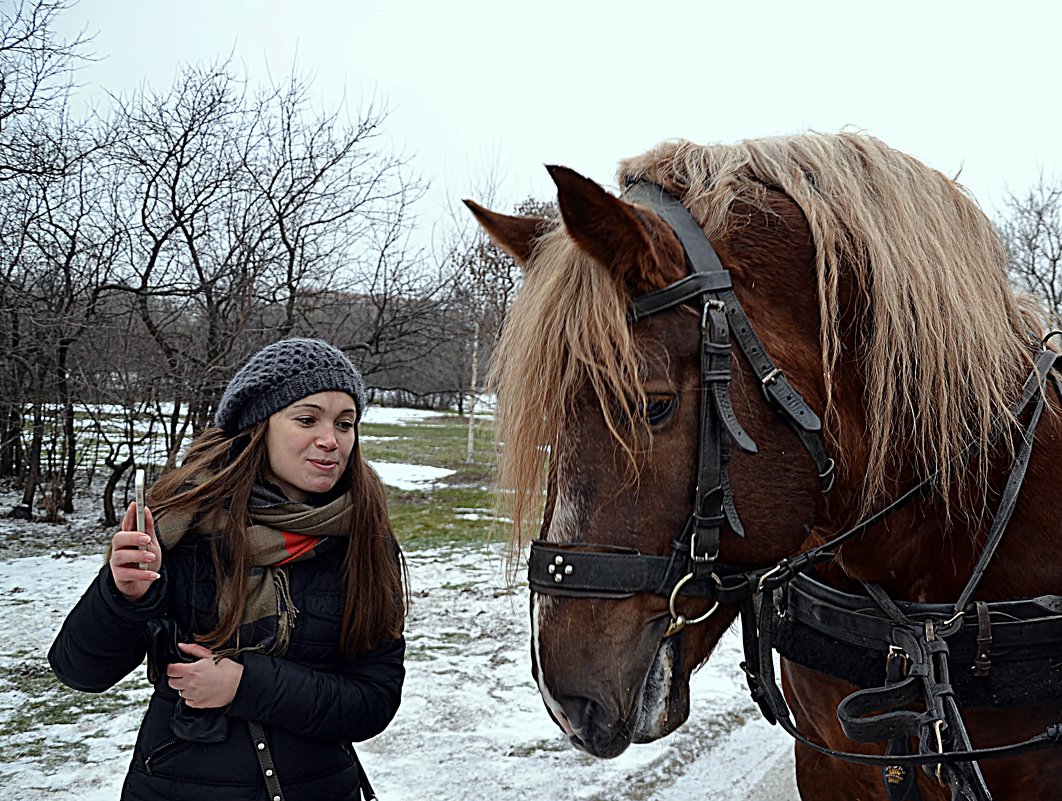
top-left (148, 424), bottom-right (408, 659)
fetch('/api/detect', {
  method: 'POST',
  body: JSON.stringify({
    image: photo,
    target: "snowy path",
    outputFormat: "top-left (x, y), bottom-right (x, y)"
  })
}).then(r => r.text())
top-left (1, 545), bottom-right (796, 801)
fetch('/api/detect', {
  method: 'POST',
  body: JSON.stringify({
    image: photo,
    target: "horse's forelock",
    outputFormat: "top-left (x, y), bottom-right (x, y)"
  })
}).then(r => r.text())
top-left (487, 225), bottom-right (649, 554)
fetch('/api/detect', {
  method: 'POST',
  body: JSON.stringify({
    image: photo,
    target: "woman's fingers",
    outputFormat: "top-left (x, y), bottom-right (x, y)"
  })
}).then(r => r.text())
top-left (109, 504), bottom-right (162, 599)
top-left (166, 645), bottom-right (244, 708)
top-left (120, 500), bottom-right (137, 532)
top-left (176, 642), bottom-right (213, 659)
top-left (112, 530), bottom-right (150, 550)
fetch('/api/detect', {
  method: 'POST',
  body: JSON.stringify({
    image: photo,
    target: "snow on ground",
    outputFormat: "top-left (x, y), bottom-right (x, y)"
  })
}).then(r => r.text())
top-left (0, 407), bottom-right (797, 800)
top-left (1, 544), bottom-right (796, 801)
top-left (369, 461), bottom-right (455, 491)
top-left (361, 406), bottom-right (448, 425)
top-left (363, 407), bottom-right (459, 490)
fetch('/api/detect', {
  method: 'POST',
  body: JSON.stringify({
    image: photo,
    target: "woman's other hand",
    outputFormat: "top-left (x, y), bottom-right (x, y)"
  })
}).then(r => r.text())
top-left (168, 643), bottom-right (244, 708)
top-left (109, 502), bottom-right (160, 601)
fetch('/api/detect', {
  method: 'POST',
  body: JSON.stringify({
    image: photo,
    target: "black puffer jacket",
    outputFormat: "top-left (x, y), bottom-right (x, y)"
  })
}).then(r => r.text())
top-left (49, 533), bottom-right (404, 801)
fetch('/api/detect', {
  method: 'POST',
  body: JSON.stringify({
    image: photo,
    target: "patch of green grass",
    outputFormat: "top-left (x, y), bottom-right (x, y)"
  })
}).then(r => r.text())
top-left (360, 415), bottom-right (507, 551)
top-left (0, 663), bottom-right (140, 736)
top-left (360, 415), bottom-right (497, 478)
top-left (387, 485), bottom-right (503, 550)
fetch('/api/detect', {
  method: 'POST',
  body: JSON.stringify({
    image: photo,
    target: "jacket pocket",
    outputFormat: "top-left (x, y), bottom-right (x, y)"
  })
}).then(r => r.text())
top-left (144, 737), bottom-right (191, 776)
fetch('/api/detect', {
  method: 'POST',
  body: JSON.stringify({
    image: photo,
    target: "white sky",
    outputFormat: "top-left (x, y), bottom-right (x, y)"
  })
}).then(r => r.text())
top-left (57, 0), bottom-right (1061, 232)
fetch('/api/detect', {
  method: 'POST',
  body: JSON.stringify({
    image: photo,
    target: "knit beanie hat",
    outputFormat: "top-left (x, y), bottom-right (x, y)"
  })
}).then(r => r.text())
top-left (214, 338), bottom-right (367, 435)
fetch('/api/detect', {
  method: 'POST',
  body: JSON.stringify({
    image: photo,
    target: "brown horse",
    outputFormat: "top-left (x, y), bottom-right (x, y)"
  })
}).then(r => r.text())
top-left (468, 133), bottom-right (1062, 800)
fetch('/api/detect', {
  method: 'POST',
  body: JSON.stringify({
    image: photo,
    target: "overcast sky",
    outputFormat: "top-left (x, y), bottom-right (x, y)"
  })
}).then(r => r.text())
top-left (57, 0), bottom-right (1061, 235)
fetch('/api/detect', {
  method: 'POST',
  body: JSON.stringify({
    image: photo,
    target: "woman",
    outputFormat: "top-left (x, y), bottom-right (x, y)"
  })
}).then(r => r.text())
top-left (50, 338), bottom-right (406, 801)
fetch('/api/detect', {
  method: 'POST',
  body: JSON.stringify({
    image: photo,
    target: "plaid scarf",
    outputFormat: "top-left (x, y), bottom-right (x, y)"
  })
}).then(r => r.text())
top-left (156, 483), bottom-right (354, 658)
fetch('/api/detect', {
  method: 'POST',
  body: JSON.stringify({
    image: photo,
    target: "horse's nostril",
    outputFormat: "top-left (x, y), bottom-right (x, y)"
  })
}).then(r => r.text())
top-left (552, 693), bottom-right (591, 734)
top-left (550, 694), bottom-right (632, 759)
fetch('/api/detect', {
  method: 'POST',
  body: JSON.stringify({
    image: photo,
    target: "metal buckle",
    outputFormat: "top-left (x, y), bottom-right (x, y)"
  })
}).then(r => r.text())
top-left (700, 297), bottom-right (725, 329)
top-left (689, 528), bottom-right (717, 563)
top-left (757, 563), bottom-right (785, 595)
top-left (932, 718), bottom-right (946, 786)
top-left (886, 645), bottom-right (910, 674)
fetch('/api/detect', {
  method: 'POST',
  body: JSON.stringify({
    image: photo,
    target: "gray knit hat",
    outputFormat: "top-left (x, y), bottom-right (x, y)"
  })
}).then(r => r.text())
top-left (214, 338), bottom-right (367, 435)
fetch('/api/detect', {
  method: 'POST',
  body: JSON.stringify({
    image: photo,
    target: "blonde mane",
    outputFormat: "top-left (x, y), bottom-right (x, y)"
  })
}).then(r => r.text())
top-left (487, 226), bottom-right (643, 548)
top-left (490, 133), bottom-right (1040, 548)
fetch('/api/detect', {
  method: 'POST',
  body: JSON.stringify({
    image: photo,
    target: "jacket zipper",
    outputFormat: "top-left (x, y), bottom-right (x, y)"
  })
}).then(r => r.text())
top-left (144, 737), bottom-right (190, 775)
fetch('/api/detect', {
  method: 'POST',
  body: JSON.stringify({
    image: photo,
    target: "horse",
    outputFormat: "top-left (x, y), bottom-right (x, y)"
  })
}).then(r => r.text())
top-left (467, 133), bottom-right (1062, 801)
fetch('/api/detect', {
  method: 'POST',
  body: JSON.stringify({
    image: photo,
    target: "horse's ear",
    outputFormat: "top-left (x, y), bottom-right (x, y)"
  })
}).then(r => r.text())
top-left (463, 200), bottom-right (546, 268)
top-left (546, 164), bottom-right (685, 293)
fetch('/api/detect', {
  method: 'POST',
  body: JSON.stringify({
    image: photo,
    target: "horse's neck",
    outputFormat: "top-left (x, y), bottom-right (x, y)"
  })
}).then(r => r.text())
top-left (829, 403), bottom-right (1062, 604)
top-left (984, 404), bottom-right (1062, 598)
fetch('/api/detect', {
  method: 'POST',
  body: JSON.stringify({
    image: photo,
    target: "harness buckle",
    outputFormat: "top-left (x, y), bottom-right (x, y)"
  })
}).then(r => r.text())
top-left (932, 718), bottom-right (946, 787)
top-left (701, 297), bottom-right (725, 329)
top-left (819, 458), bottom-right (836, 493)
top-left (689, 528), bottom-right (718, 563)
top-left (761, 368), bottom-right (781, 386)
top-left (757, 562), bottom-right (786, 595)
top-left (886, 645), bottom-right (910, 676)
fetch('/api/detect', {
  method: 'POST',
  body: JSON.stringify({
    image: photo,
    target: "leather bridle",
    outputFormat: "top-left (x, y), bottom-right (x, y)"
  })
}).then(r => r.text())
top-left (526, 182), bottom-right (1062, 801)
top-left (529, 181), bottom-right (834, 614)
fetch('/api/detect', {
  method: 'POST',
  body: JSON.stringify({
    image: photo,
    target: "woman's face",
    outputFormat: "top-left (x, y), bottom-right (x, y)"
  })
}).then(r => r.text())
top-left (264, 391), bottom-right (358, 502)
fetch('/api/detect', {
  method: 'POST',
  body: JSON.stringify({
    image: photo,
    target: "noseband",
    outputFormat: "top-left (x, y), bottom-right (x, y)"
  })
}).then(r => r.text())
top-left (526, 183), bottom-right (1062, 801)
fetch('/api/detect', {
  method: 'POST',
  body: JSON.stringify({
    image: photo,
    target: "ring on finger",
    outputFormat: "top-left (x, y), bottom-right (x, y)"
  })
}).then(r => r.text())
top-left (178, 689), bottom-right (185, 699)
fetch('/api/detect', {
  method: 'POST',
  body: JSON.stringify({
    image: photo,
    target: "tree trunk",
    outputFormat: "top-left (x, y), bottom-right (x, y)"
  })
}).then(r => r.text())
top-left (0, 404), bottom-right (20, 478)
top-left (102, 455), bottom-right (134, 528)
top-left (12, 401), bottom-right (44, 519)
top-left (466, 320), bottom-right (480, 463)
top-left (59, 341), bottom-right (76, 513)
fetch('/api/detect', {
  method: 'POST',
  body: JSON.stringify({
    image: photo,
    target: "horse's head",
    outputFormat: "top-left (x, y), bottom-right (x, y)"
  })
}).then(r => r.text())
top-left (471, 135), bottom-right (1033, 759)
top-left (469, 163), bottom-right (828, 757)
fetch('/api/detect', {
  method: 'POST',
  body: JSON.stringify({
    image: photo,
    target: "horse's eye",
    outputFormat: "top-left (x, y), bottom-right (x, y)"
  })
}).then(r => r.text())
top-left (645, 393), bottom-right (677, 425)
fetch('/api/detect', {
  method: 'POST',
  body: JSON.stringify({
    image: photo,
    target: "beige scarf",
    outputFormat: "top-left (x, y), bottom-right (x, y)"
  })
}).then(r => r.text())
top-left (156, 488), bottom-right (354, 658)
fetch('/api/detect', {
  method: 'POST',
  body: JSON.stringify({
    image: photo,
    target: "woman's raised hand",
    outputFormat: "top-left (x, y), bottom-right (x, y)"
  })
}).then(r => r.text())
top-left (109, 502), bottom-right (161, 601)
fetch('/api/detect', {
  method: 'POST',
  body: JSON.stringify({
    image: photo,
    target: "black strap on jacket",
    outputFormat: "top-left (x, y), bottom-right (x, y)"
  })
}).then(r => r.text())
top-left (247, 721), bottom-right (378, 801)
top-left (248, 721), bottom-right (285, 801)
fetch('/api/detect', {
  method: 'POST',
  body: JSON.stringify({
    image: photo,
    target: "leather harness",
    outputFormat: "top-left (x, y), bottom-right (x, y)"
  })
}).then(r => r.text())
top-left (526, 182), bottom-right (1062, 801)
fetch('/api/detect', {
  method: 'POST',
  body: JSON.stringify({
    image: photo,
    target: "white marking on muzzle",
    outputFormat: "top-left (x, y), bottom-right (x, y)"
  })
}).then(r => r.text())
top-left (531, 593), bottom-right (575, 737)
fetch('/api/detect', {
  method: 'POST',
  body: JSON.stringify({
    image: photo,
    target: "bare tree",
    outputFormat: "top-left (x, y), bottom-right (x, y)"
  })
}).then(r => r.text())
top-left (0, 0), bottom-right (92, 181)
top-left (17, 133), bottom-right (118, 516)
top-left (1002, 177), bottom-right (1062, 324)
top-left (0, 6), bottom-right (459, 522)
top-left (0, 0), bottom-right (101, 518)
top-left (100, 61), bottom-right (427, 444)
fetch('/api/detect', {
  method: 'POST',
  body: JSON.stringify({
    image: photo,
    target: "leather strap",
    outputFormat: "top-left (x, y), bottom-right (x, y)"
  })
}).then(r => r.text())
top-left (624, 181), bottom-right (725, 274)
top-left (973, 602), bottom-right (992, 677)
top-left (350, 747), bottom-right (378, 801)
top-left (952, 367), bottom-right (1059, 612)
top-left (780, 573), bottom-right (1062, 670)
top-left (629, 272), bottom-right (733, 321)
top-left (882, 650), bottom-right (922, 801)
top-left (749, 594), bottom-right (1062, 769)
top-left (248, 720), bottom-right (284, 801)
top-left (247, 721), bottom-right (378, 801)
